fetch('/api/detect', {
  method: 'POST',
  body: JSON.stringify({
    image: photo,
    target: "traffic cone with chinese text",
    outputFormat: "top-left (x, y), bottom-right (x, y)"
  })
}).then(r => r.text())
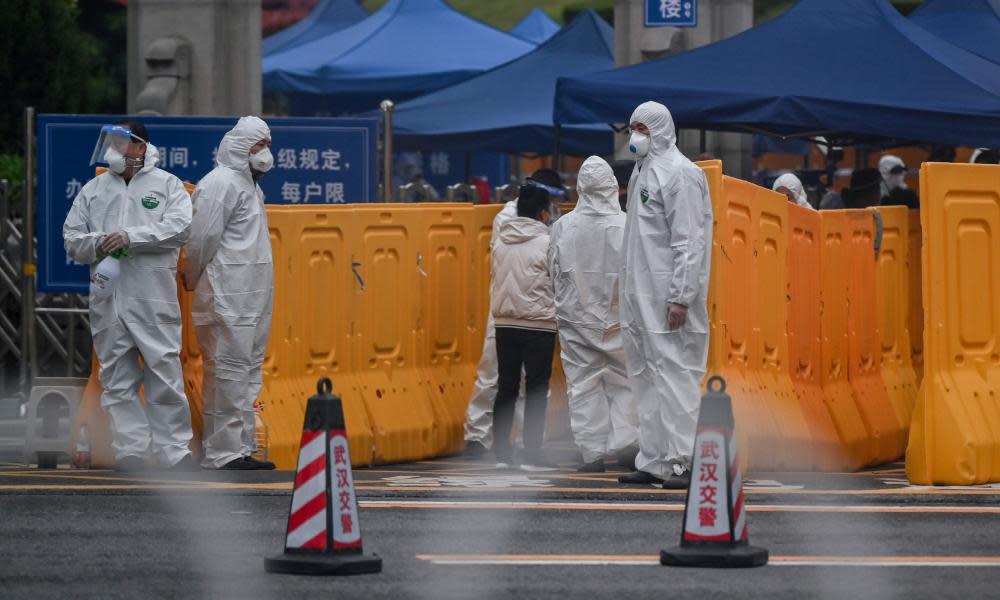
top-left (265, 378), bottom-right (382, 575)
top-left (660, 376), bottom-right (768, 568)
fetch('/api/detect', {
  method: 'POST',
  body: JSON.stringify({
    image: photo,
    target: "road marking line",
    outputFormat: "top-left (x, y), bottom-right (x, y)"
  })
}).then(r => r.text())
top-left (416, 554), bottom-right (1000, 567)
top-left (360, 500), bottom-right (1000, 514)
top-left (352, 484), bottom-right (1000, 496)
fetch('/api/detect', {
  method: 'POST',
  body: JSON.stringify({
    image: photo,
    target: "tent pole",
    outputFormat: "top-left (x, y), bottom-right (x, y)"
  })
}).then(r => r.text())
top-left (380, 99), bottom-right (394, 203)
top-left (699, 129), bottom-right (707, 154)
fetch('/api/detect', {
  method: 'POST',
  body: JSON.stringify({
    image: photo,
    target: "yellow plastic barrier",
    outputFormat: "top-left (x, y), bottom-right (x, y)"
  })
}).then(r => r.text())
top-left (704, 165), bottom-right (774, 468)
top-left (787, 205), bottom-right (848, 470)
top-left (819, 212), bottom-right (875, 468)
top-left (729, 177), bottom-right (815, 470)
top-left (908, 209), bottom-right (924, 382)
top-left (875, 206), bottom-right (918, 432)
top-left (845, 210), bottom-right (907, 463)
top-left (907, 163), bottom-right (1000, 484)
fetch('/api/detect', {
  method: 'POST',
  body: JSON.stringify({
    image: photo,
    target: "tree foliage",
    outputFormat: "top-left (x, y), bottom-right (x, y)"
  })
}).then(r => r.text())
top-left (0, 0), bottom-right (124, 160)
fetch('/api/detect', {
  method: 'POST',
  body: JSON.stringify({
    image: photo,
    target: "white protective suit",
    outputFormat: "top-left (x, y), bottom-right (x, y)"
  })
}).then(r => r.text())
top-left (183, 117), bottom-right (274, 468)
top-left (549, 156), bottom-right (638, 463)
top-left (772, 173), bottom-right (813, 209)
top-left (464, 200), bottom-right (525, 446)
top-left (63, 145), bottom-right (194, 465)
top-left (622, 102), bottom-right (713, 478)
top-left (878, 154), bottom-right (907, 198)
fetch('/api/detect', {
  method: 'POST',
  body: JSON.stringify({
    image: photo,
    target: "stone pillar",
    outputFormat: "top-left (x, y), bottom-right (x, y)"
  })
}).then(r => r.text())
top-left (128, 0), bottom-right (261, 116)
top-left (613, 0), bottom-right (754, 178)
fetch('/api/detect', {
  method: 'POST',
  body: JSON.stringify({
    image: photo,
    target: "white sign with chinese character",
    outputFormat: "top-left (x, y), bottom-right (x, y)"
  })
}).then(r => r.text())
top-left (329, 432), bottom-right (362, 548)
top-left (683, 429), bottom-right (730, 541)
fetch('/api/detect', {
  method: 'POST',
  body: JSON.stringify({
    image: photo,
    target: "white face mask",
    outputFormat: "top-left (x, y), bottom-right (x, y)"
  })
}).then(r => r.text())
top-left (249, 147), bottom-right (274, 173)
top-left (888, 174), bottom-right (907, 191)
top-left (104, 148), bottom-right (127, 175)
top-left (629, 131), bottom-right (650, 157)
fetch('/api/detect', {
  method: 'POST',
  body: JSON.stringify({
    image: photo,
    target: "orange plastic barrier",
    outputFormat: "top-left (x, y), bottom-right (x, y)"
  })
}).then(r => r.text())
top-left (907, 209), bottom-right (924, 383)
top-left (875, 206), bottom-right (919, 432)
top-left (787, 205), bottom-right (848, 470)
top-left (703, 164), bottom-right (772, 469)
top-left (907, 163), bottom-right (1000, 484)
top-left (845, 210), bottom-right (907, 463)
top-left (818, 212), bottom-right (875, 468)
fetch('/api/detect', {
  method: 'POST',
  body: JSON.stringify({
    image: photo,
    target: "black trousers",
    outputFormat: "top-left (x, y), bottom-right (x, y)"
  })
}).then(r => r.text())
top-left (492, 326), bottom-right (556, 455)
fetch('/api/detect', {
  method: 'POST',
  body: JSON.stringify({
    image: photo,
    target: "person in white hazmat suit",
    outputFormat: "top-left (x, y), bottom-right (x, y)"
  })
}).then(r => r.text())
top-left (63, 120), bottom-right (195, 471)
top-left (462, 169), bottom-right (564, 455)
top-left (878, 154), bottom-right (907, 199)
top-left (182, 117), bottom-right (276, 470)
top-left (548, 156), bottom-right (639, 473)
top-left (772, 172), bottom-right (814, 210)
top-left (618, 102), bottom-right (713, 488)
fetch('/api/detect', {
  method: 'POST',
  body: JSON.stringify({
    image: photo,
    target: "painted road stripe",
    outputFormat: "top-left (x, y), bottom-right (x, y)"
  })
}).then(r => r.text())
top-left (359, 500), bottom-right (1000, 514)
top-left (416, 554), bottom-right (1000, 567)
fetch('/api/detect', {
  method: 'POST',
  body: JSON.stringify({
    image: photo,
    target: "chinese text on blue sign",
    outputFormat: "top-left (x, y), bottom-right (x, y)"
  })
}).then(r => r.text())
top-left (646, 0), bottom-right (697, 27)
top-left (38, 114), bottom-right (378, 293)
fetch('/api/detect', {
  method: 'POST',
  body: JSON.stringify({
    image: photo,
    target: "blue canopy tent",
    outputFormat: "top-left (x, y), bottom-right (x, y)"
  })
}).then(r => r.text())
top-left (390, 10), bottom-right (614, 156)
top-left (262, 0), bottom-right (368, 57)
top-left (511, 8), bottom-right (560, 45)
top-left (263, 0), bottom-right (533, 115)
top-left (554, 0), bottom-right (1000, 148)
top-left (910, 0), bottom-right (1000, 65)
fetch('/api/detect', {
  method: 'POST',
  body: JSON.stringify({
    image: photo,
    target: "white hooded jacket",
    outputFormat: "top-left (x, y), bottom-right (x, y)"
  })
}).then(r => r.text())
top-left (491, 215), bottom-right (556, 331)
top-left (549, 156), bottom-right (625, 330)
top-left (622, 101), bottom-right (713, 336)
top-left (183, 116), bottom-right (274, 327)
top-left (64, 145), bottom-right (192, 333)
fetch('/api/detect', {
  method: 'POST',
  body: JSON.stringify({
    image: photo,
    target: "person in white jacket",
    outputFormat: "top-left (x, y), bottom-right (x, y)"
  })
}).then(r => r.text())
top-left (619, 101), bottom-right (713, 488)
top-left (463, 169), bottom-right (564, 455)
top-left (549, 157), bottom-right (638, 473)
top-left (182, 117), bottom-right (276, 470)
top-left (490, 181), bottom-right (559, 472)
top-left (63, 120), bottom-right (195, 471)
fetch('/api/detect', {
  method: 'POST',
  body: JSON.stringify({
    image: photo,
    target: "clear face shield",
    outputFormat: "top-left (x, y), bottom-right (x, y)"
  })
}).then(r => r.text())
top-left (89, 125), bottom-right (147, 172)
top-left (525, 178), bottom-right (565, 224)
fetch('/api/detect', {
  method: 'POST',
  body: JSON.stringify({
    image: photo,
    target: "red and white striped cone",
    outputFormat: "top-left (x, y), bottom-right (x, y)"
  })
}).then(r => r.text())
top-left (660, 376), bottom-right (768, 568)
top-left (265, 378), bottom-right (381, 575)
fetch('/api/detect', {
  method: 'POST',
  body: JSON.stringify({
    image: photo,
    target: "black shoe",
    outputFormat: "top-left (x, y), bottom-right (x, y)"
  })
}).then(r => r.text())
top-left (220, 457), bottom-right (258, 470)
top-left (616, 445), bottom-right (640, 469)
top-left (463, 440), bottom-right (489, 458)
top-left (166, 454), bottom-right (200, 471)
top-left (244, 456), bottom-right (276, 470)
top-left (519, 451), bottom-right (559, 472)
top-left (577, 459), bottom-right (606, 473)
top-left (113, 455), bottom-right (147, 472)
top-left (618, 470), bottom-right (661, 485)
top-left (659, 469), bottom-right (692, 489)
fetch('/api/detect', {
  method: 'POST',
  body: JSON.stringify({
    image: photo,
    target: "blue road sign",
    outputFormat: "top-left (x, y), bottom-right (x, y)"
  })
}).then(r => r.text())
top-left (646, 0), bottom-right (698, 27)
top-left (37, 114), bottom-right (378, 293)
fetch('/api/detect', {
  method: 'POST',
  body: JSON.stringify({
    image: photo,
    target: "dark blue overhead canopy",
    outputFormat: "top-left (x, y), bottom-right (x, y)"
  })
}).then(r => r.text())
top-left (555, 0), bottom-right (1000, 148)
top-left (910, 0), bottom-right (1000, 66)
top-left (391, 11), bottom-right (614, 156)
top-left (511, 8), bottom-right (560, 44)
top-left (263, 0), bottom-right (533, 114)
top-left (263, 0), bottom-right (368, 57)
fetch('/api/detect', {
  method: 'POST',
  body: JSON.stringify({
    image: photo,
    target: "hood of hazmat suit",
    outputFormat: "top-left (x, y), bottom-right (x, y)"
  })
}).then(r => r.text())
top-left (878, 154), bottom-right (907, 197)
top-left (63, 143), bottom-right (194, 465)
top-left (772, 173), bottom-right (812, 209)
top-left (183, 116), bottom-right (275, 468)
top-left (620, 101), bottom-right (714, 478)
top-left (548, 156), bottom-right (637, 462)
